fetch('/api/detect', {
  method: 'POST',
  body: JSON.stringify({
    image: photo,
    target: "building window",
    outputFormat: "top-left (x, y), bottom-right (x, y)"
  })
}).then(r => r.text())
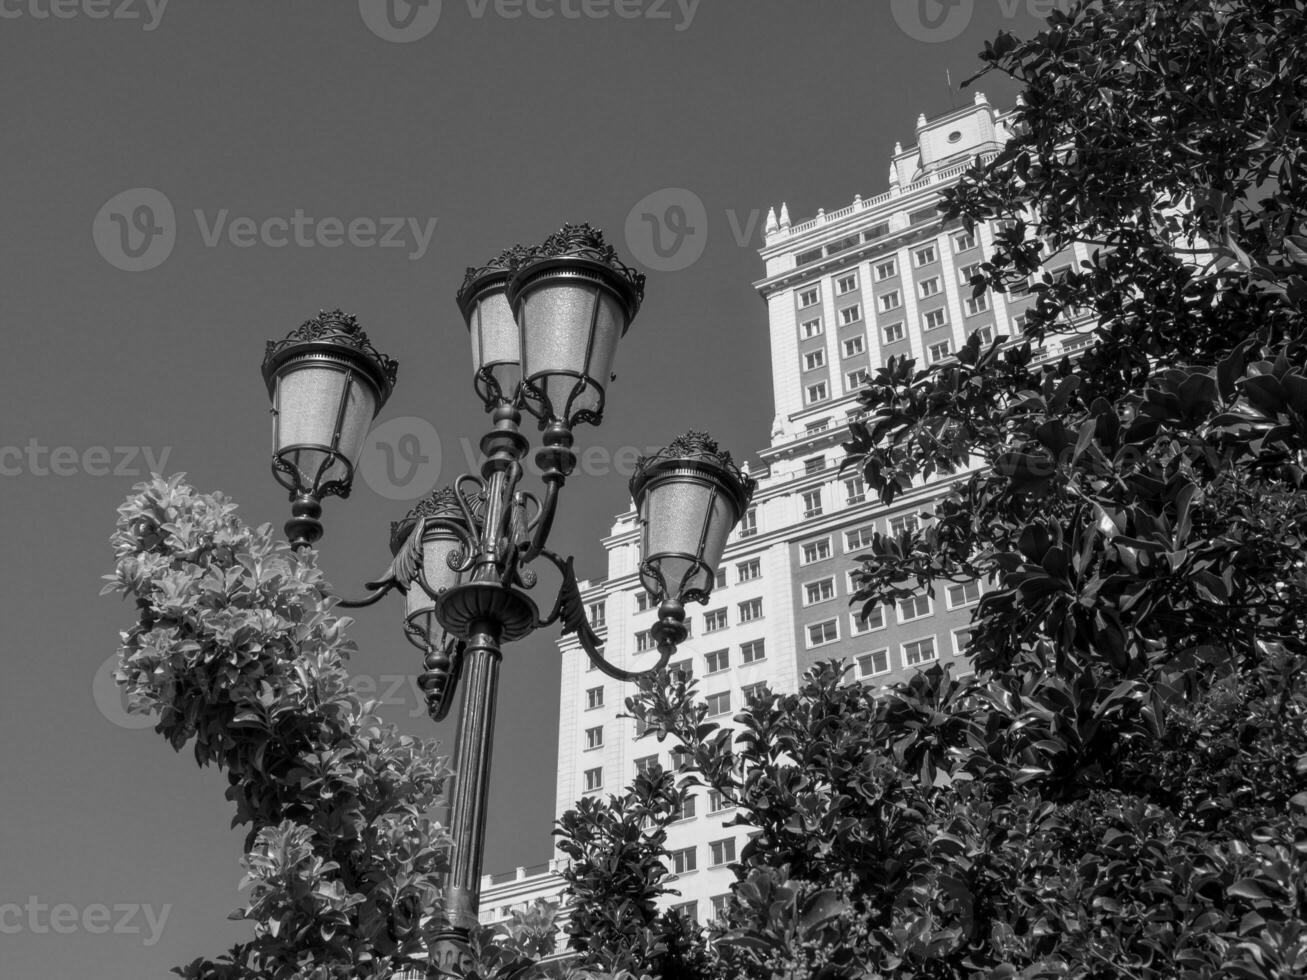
top-left (635, 754), bottom-right (659, 775)
top-left (741, 639), bottom-right (766, 663)
top-left (708, 789), bottom-right (732, 813)
top-left (742, 681), bottom-right (767, 703)
top-left (898, 592), bottom-right (932, 622)
top-left (798, 287), bottom-right (820, 308)
top-left (669, 659), bottom-right (693, 684)
top-left (918, 276), bottom-right (941, 298)
top-left (801, 317), bottom-right (823, 339)
top-left (878, 290), bottom-right (902, 313)
top-left (857, 649), bottom-right (890, 678)
top-left (636, 629), bottom-right (654, 652)
top-left (670, 794), bottom-right (697, 822)
top-left (586, 686), bottom-right (603, 709)
top-left (1011, 312), bottom-right (1028, 332)
top-left (804, 455), bottom-right (825, 475)
top-left (737, 558), bottom-right (761, 582)
top-left (928, 339), bottom-right (951, 362)
top-left (914, 244), bottom-right (938, 267)
top-left (805, 419), bottom-right (830, 434)
top-left (706, 690), bottom-right (732, 716)
top-left (587, 601), bottom-right (605, 629)
top-left (669, 846), bottom-right (697, 875)
top-left (846, 368), bottom-right (869, 391)
top-left (844, 476), bottom-right (866, 504)
top-left (715, 567), bottom-right (728, 589)
top-left (958, 261), bottom-right (982, 286)
top-left (806, 382), bottom-right (829, 404)
top-left (923, 308), bottom-right (948, 331)
top-left (953, 626), bottom-right (975, 656)
top-left (1009, 277), bottom-right (1032, 298)
top-left (803, 349), bottom-right (825, 371)
top-left (953, 231), bottom-right (977, 252)
top-left (851, 602), bottom-right (885, 634)
top-left (704, 608), bottom-right (728, 632)
top-left (801, 538), bottom-right (832, 564)
top-left (739, 598), bottom-right (763, 622)
top-left (874, 258), bottom-right (897, 281)
top-left (889, 513), bottom-right (920, 536)
top-left (843, 335), bottom-right (865, 358)
top-left (807, 619), bottom-right (840, 648)
top-left (710, 894), bottom-right (731, 923)
top-left (670, 747), bottom-right (692, 771)
top-left (804, 577), bottom-right (836, 606)
top-left (965, 294), bottom-right (989, 316)
top-left (585, 726), bottom-right (603, 749)
top-left (882, 321), bottom-right (905, 344)
top-left (836, 272), bottom-right (859, 294)
top-left (903, 636), bottom-right (938, 667)
top-left (705, 648), bottom-right (730, 673)
top-left (710, 838), bottom-right (737, 867)
top-left (739, 508), bottom-right (758, 538)
top-left (802, 489), bottom-right (823, 518)
top-left (670, 900), bottom-right (698, 922)
top-left (972, 324), bottom-right (995, 345)
top-left (947, 580), bottom-right (982, 608)
top-left (584, 767), bottom-right (603, 792)
top-left (840, 304), bottom-right (862, 325)
top-left (845, 525), bottom-right (875, 550)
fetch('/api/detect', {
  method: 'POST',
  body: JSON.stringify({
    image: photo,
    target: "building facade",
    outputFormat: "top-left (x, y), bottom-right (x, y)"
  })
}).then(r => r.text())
top-left (493, 93), bottom-right (1094, 926)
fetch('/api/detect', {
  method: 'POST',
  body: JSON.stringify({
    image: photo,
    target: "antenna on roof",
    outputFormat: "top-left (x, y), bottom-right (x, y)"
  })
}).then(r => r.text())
top-left (946, 68), bottom-right (960, 109)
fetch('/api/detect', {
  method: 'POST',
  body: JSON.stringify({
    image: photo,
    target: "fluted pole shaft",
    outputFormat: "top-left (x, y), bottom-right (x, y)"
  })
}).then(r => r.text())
top-left (432, 620), bottom-right (503, 972)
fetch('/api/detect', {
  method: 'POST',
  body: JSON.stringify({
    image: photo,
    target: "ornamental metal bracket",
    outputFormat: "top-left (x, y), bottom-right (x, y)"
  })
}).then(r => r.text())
top-left (534, 550), bottom-right (679, 682)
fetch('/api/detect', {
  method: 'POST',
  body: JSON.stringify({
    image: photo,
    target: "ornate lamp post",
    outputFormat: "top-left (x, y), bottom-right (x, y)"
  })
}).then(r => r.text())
top-left (260, 224), bottom-right (756, 976)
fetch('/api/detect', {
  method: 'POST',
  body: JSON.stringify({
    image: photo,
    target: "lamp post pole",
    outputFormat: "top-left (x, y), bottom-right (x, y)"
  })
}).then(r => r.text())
top-left (259, 224), bottom-right (756, 979)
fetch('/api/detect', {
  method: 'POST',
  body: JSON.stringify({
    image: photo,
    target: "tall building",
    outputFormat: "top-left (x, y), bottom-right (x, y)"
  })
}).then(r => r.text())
top-left (486, 93), bottom-right (1094, 927)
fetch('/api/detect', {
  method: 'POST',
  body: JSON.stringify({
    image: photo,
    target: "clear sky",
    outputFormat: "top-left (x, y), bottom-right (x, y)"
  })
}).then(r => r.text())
top-left (0, 1), bottom-right (1042, 976)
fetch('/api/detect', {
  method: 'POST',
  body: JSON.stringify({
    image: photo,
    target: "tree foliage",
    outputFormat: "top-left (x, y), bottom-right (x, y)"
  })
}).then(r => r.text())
top-left (578, 1), bottom-right (1307, 977)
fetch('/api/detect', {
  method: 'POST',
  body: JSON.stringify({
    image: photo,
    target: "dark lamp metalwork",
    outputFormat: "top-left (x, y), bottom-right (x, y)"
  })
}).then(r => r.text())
top-left (339, 487), bottom-right (481, 723)
top-left (262, 309), bottom-right (397, 548)
top-left (507, 223), bottom-right (645, 430)
top-left (259, 231), bottom-right (748, 972)
top-left (457, 244), bottom-right (538, 411)
top-left (630, 431), bottom-right (757, 641)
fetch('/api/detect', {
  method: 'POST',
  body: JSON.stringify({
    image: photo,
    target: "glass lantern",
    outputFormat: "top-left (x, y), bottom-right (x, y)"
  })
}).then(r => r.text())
top-left (262, 309), bottom-right (397, 501)
top-left (507, 223), bottom-right (645, 429)
top-left (389, 488), bottom-right (476, 651)
top-left (629, 431), bottom-right (757, 607)
top-left (457, 244), bottom-right (538, 410)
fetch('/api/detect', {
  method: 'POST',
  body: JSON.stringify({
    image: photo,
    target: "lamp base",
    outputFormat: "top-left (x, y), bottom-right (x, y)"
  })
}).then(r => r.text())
top-left (436, 583), bottom-right (538, 643)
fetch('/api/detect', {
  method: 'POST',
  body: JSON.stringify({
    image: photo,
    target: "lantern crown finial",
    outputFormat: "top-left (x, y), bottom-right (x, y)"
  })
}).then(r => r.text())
top-left (631, 430), bottom-right (758, 507)
top-left (457, 244), bottom-right (542, 318)
top-left (261, 308), bottom-right (398, 402)
top-left (533, 222), bottom-right (646, 311)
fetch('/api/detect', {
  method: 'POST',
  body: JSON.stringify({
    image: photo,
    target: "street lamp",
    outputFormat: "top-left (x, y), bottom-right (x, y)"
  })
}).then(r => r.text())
top-left (260, 223), bottom-right (756, 976)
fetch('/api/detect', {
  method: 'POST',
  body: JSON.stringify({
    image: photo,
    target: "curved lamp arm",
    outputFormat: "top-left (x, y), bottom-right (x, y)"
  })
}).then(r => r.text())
top-left (534, 550), bottom-right (681, 683)
top-left (334, 516), bottom-right (480, 608)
